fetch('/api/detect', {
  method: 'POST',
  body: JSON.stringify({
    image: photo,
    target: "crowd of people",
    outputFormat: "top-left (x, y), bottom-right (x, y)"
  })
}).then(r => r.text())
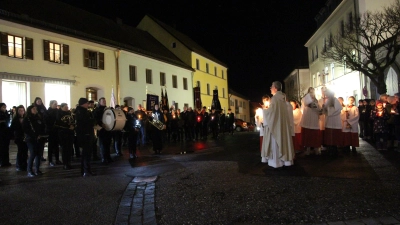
top-left (256, 82), bottom-right (400, 169)
top-left (0, 96), bottom-right (239, 177)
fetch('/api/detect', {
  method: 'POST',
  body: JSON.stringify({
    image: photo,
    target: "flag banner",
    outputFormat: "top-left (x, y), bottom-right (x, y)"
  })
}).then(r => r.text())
top-left (110, 88), bottom-right (116, 108)
top-left (146, 94), bottom-right (159, 112)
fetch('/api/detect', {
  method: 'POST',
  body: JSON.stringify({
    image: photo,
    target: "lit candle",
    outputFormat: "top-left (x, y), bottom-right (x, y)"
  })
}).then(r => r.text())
top-left (383, 103), bottom-right (387, 108)
top-left (212, 116), bottom-right (214, 120)
top-left (173, 115), bottom-right (176, 118)
top-left (378, 111), bottom-right (383, 117)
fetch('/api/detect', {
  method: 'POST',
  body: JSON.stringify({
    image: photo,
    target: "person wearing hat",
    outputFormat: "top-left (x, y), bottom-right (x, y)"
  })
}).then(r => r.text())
top-left (75, 98), bottom-right (96, 176)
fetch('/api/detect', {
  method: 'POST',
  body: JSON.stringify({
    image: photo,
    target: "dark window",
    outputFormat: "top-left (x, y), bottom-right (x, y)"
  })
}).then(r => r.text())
top-left (341, 20), bottom-right (345, 37)
top-left (172, 42), bottom-right (176, 48)
top-left (160, 72), bottom-right (166, 86)
top-left (222, 70), bottom-right (224, 79)
top-left (206, 63), bottom-right (209, 73)
top-left (83, 49), bottom-right (104, 69)
top-left (172, 75), bottom-right (177, 88)
top-left (146, 69), bottom-right (152, 84)
top-left (349, 12), bottom-right (353, 31)
top-left (214, 67), bottom-right (217, 76)
top-left (207, 83), bottom-right (210, 95)
top-left (196, 59), bottom-right (200, 70)
top-left (129, 65), bottom-right (137, 81)
top-left (183, 78), bottom-right (188, 90)
top-left (222, 88), bottom-right (225, 98)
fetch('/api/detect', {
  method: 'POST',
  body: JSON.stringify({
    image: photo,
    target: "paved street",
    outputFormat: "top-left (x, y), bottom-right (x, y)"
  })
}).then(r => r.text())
top-left (0, 132), bottom-right (400, 224)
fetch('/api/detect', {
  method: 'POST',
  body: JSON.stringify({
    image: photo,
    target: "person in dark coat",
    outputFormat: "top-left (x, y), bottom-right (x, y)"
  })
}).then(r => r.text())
top-left (125, 107), bottom-right (140, 158)
top-left (0, 103), bottom-right (12, 167)
top-left (219, 109), bottom-right (226, 135)
top-left (209, 108), bottom-right (220, 139)
top-left (150, 104), bottom-right (165, 154)
top-left (75, 98), bottom-right (96, 176)
top-left (227, 108), bottom-right (235, 135)
top-left (11, 105), bottom-right (28, 171)
top-left (55, 103), bottom-right (75, 170)
top-left (23, 104), bottom-right (46, 177)
top-left (33, 97), bottom-right (47, 162)
top-left (93, 97), bottom-right (113, 164)
top-left (46, 100), bottom-right (62, 166)
top-left (200, 106), bottom-right (209, 139)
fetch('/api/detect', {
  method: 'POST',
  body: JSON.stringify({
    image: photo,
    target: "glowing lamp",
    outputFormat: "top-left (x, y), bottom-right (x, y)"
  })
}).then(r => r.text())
top-left (197, 116), bottom-right (201, 122)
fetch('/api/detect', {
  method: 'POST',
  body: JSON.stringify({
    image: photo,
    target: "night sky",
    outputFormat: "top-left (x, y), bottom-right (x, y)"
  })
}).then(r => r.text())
top-left (59, 0), bottom-right (327, 102)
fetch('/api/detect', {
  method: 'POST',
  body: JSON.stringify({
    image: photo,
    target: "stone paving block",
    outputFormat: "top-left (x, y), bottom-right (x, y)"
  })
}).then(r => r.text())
top-left (379, 217), bottom-right (400, 224)
top-left (143, 211), bottom-right (156, 219)
top-left (131, 208), bottom-right (142, 216)
top-left (328, 222), bottom-right (346, 225)
top-left (134, 193), bottom-right (144, 198)
top-left (119, 200), bottom-right (132, 208)
top-left (129, 215), bottom-right (142, 224)
top-left (132, 202), bottom-right (143, 209)
top-left (117, 207), bottom-right (131, 216)
top-left (361, 218), bottom-right (381, 225)
top-left (133, 197), bottom-right (144, 204)
top-left (133, 176), bottom-right (158, 183)
top-left (114, 221), bottom-right (129, 225)
top-left (144, 198), bottom-right (154, 204)
top-left (143, 205), bottom-right (155, 213)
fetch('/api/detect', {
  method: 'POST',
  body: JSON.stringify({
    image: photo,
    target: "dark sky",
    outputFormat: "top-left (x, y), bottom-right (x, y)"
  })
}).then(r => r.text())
top-left (59, 0), bottom-right (327, 101)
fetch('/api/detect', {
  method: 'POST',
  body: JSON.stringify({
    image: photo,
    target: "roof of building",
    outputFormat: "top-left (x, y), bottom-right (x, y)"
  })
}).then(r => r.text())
top-left (146, 15), bottom-right (227, 67)
top-left (228, 88), bottom-right (250, 100)
top-left (0, 0), bottom-right (194, 71)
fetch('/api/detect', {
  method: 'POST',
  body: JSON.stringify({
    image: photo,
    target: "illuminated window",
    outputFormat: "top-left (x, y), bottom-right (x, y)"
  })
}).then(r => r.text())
top-left (86, 87), bottom-right (97, 101)
top-left (45, 83), bottom-right (70, 107)
top-left (49, 42), bottom-right (61, 63)
top-left (1, 33), bottom-right (33, 59)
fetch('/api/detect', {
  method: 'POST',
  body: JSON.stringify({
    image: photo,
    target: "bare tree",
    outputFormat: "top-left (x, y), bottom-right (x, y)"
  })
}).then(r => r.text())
top-left (286, 84), bottom-right (307, 105)
top-left (322, 0), bottom-right (400, 95)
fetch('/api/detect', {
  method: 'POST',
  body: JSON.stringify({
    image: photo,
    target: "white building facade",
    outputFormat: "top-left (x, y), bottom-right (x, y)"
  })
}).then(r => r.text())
top-left (305, 0), bottom-right (399, 101)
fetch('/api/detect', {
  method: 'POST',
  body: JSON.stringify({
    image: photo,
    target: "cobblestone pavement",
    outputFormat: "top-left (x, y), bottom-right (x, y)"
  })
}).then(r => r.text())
top-left (1, 133), bottom-right (400, 224)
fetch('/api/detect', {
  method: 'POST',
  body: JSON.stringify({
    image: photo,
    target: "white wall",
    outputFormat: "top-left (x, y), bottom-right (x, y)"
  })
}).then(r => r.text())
top-left (118, 50), bottom-right (193, 110)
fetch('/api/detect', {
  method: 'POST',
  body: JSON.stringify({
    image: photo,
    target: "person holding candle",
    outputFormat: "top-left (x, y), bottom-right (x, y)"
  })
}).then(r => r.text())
top-left (255, 95), bottom-right (270, 154)
top-left (318, 87), bottom-right (328, 152)
top-left (358, 99), bottom-right (366, 138)
top-left (135, 104), bottom-right (147, 146)
top-left (170, 110), bottom-right (179, 142)
top-left (300, 87), bottom-right (322, 155)
top-left (341, 96), bottom-right (360, 153)
top-left (385, 96), bottom-right (397, 150)
top-left (371, 100), bottom-right (390, 150)
top-left (290, 100), bottom-right (303, 154)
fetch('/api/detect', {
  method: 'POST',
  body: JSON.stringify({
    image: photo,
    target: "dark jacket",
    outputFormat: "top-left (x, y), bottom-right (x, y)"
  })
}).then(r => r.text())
top-left (75, 106), bottom-right (95, 138)
top-left (55, 110), bottom-right (75, 134)
top-left (46, 107), bottom-right (58, 133)
top-left (23, 114), bottom-right (46, 142)
top-left (11, 116), bottom-right (24, 143)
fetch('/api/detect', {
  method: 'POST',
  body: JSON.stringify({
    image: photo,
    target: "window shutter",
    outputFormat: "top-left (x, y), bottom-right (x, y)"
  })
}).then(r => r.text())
top-left (98, 52), bottom-right (104, 70)
top-left (62, 44), bottom-right (69, 64)
top-left (43, 40), bottom-right (50, 61)
top-left (0, 33), bottom-right (8, 56)
top-left (25, 37), bottom-right (33, 60)
top-left (83, 49), bottom-right (89, 67)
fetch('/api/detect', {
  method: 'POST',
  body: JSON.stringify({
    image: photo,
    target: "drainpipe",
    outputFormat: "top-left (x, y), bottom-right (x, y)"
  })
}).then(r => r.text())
top-left (115, 49), bottom-right (121, 105)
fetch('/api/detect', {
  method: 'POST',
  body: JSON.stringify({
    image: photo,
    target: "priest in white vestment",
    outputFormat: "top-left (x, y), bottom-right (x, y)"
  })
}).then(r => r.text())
top-left (261, 81), bottom-right (295, 168)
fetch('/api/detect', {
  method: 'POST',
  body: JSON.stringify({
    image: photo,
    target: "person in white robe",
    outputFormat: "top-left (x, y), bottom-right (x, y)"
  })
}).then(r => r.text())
top-left (318, 87), bottom-right (328, 151)
top-left (290, 100), bottom-right (303, 153)
top-left (341, 96), bottom-right (360, 152)
top-left (255, 95), bottom-right (270, 157)
top-left (261, 81), bottom-right (295, 168)
top-left (300, 87), bottom-right (322, 155)
top-left (322, 90), bottom-right (343, 156)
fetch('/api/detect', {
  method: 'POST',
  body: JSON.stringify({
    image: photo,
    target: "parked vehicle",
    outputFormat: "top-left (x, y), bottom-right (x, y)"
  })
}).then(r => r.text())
top-left (246, 122), bottom-right (256, 132)
top-left (234, 119), bottom-right (248, 131)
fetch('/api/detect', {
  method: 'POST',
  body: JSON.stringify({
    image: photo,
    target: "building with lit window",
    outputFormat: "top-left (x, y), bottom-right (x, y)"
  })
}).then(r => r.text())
top-left (283, 67), bottom-right (310, 104)
top-left (228, 88), bottom-right (250, 122)
top-left (305, 0), bottom-right (399, 101)
top-left (137, 15), bottom-right (229, 110)
top-left (0, 0), bottom-right (193, 110)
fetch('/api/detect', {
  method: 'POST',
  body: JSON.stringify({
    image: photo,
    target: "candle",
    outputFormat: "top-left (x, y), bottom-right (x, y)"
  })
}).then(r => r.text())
top-left (173, 115), bottom-right (176, 118)
top-left (197, 116), bottom-right (201, 122)
top-left (211, 116), bottom-right (214, 120)
top-left (378, 111), bottom-right (383, 117)
top-left (383, 103), bottom-right (387, 108)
